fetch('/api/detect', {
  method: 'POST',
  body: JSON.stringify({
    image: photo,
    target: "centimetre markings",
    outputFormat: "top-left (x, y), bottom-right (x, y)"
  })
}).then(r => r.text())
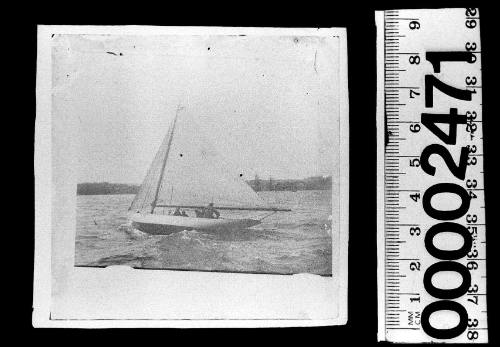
top-left (380, 8), bottom-right (487, 343)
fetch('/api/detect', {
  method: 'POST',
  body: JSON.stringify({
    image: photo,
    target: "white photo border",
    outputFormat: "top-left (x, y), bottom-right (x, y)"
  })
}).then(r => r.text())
top-left (34, 25), bottom-right (349, 328)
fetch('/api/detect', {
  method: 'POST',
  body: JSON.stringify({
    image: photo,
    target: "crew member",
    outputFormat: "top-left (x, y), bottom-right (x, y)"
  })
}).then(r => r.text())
top-left (204, 202), bottom-right (220, 219)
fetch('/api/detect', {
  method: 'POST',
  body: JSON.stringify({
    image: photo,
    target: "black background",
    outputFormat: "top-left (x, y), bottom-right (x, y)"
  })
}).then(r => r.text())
top-left (20, 0), bottom-right (497, 344)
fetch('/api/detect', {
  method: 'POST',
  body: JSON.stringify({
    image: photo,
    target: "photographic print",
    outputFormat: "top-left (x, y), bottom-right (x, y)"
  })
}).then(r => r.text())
top-left (34, 26), bottom-right (348, 327)
top-left (70, 33), bottom-right (336, 275)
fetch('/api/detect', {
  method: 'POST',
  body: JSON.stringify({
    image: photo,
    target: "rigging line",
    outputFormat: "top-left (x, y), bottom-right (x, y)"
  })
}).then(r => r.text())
top-left (141, 165), bottom-right (157, 211)
top-left (149, 167), bottom-right (165, 209)
top-left (144, 169), bottom-right (159, 210)
top-left (258, 211), bottom-right (277, 221)
top-left (130, 173), bottom-right (150, 211)
top-left (138, 170), bottom-right (151, 210)
top-left (143, 172), bottom-right (156, 210)
top-left (136, 109), bottom-right (176, 212)
top-left (151, 105), bottom-right (183, 213)
top-left (132, 145), bottom-right (162, 211)
top-left (131, 134), bottom-right (164, 211)
top-left (147, 138), bottom-right (171, 208)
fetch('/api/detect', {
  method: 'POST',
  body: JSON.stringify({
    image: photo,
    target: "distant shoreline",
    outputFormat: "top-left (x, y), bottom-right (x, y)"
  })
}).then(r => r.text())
top-left (77, 182), bottom-right (139, 196)
top-left (77, 176), bottom-right (332, 195)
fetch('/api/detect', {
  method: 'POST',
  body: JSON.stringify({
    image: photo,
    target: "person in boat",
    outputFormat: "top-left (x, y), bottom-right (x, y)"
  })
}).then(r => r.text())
top-left (173, 207), bottom-right (182, 216)
top-left (204, 203), bottom-right (220, 219)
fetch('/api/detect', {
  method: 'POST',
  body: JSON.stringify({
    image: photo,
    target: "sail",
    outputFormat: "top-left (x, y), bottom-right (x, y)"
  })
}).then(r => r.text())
top-left (128, 122), bottom-right (173, 212)
top-left (130, 111), bottom-right (270, 213)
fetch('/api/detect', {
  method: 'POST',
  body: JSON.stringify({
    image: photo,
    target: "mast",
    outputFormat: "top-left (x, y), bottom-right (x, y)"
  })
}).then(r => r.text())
top-left (150, 105), bottom-right (182, 213)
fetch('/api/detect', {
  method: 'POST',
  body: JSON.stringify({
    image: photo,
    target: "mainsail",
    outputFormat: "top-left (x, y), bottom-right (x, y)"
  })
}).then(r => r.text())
top-left (129, 109), bottom-right (272, 213)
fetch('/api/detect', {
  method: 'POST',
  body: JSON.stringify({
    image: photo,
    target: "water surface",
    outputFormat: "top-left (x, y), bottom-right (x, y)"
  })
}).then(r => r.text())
top-left (75, 190), bottom-right (333, 275)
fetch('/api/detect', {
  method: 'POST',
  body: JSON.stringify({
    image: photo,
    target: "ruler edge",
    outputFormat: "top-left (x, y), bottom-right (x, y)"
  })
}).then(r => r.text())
top-left (375, 10), bottom-right (386, 342)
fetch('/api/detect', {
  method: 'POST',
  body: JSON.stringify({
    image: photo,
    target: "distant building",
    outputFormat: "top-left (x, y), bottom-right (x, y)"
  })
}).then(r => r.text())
top-left (246, 175), bottom-right (332, 192)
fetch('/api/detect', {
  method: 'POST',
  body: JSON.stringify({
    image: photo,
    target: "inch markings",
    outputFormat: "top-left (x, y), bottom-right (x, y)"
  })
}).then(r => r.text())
top-left (377, 8), bottom-right (488, 343)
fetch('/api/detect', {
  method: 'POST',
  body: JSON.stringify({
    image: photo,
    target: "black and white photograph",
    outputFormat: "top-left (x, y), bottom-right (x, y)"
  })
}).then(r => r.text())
top-left (26, 2), bottom-right (498, 342)
top-left (34, 26), bottom-right (348, 327)
top-left (69, 33), bottom-right (337, 276)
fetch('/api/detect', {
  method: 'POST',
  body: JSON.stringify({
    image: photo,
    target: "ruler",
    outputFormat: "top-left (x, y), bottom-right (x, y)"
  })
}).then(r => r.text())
top-left (376, 8), bottom-right (488, 343)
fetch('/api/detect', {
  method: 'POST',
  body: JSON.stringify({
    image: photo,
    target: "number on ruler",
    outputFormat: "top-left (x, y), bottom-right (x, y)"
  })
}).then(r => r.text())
top-left (425, 75), bottom-right (474, 107)
top-left (426, 52), bottom-right (475, 73)
top-left (421, 108), bottom-right (467, 145)
top-left (420, 144), bottom-right (468, 180)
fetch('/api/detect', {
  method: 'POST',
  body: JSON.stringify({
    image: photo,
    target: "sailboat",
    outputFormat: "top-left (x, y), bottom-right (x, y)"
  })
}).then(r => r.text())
top-left (128, 107), bottom-right (291, 235)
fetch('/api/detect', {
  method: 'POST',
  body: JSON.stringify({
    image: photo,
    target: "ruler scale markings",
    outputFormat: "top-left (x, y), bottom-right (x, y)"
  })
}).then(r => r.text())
top-left (377, 8), bottom-right (487, 343)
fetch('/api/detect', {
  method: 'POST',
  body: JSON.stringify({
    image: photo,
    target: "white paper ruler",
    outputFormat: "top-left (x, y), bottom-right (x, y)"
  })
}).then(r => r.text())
top-left (376, 8), bottom-right (488, 343)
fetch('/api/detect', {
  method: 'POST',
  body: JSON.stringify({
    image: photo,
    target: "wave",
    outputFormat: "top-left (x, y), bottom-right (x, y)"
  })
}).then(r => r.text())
top-left (179, 229), bottom-right (203, 242)
top-left (165, 229), bottom-right (206, 247)
top-left (200, 227), bottom-right (274, 242)
top-left (118, 222), bottom-right (151, 240)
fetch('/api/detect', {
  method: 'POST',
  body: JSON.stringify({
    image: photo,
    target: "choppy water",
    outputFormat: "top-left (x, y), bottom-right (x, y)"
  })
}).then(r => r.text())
top-left (75, 190), bottom-right (333, 275)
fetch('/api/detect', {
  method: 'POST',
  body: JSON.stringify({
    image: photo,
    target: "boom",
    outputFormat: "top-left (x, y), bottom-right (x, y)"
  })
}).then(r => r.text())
top-left (155, 204), bottom-right (291, 212)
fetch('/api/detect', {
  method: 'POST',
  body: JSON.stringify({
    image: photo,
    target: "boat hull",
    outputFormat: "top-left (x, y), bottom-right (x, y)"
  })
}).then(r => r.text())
top-left (130, 213), bottom-right (261, 235)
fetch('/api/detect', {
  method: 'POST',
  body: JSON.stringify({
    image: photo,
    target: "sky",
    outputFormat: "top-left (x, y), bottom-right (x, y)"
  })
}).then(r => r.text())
top-left (52, 33), bottom-right (341, 184)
